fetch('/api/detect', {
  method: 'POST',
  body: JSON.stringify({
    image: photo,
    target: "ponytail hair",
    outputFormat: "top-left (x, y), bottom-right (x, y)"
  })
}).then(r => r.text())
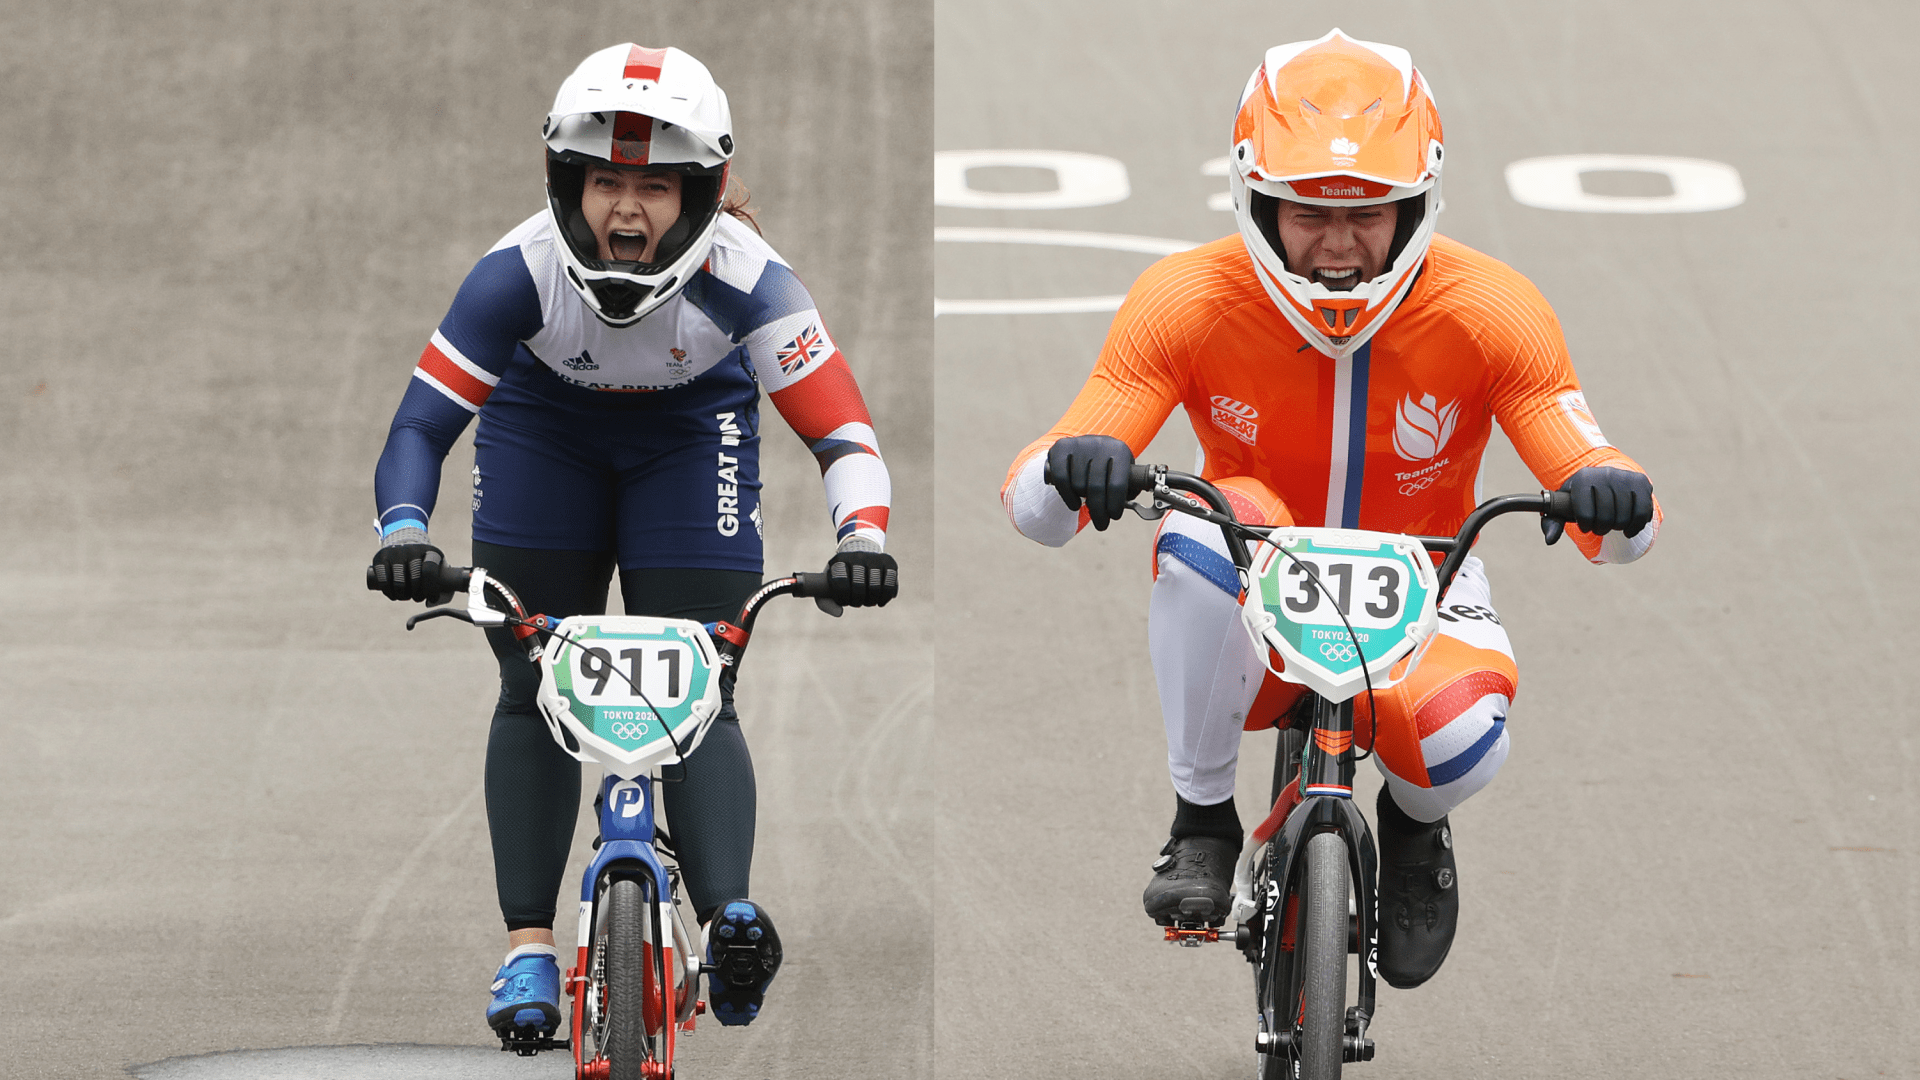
top-left (722, 175), bottom-right (761, 234)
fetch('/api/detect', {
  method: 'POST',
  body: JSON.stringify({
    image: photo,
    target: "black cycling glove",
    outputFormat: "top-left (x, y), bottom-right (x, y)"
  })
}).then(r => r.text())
top-left (1045, 435), bottom-right (1135, 531)
top-left (370, 533), bottom-right (453, 604)
top-left (825, 546), bottom-right (898, 607)
top-left (1558, 466), bottom-right (1654, 537)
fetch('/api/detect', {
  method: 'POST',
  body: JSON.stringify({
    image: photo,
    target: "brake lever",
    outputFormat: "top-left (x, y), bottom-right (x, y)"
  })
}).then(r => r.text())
top-left (406, 607), bottom-right (475, 630)
top-left (1125, 497), bottom-right (1169, 521)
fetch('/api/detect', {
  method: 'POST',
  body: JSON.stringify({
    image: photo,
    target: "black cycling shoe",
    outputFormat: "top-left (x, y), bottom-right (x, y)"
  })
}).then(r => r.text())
top-left (1142, 835), bottom-right (1239, 926)
top-left (705, 899), bottom-right (782, 1027)
top-left (1374, 786), bottom-right (1458, 989)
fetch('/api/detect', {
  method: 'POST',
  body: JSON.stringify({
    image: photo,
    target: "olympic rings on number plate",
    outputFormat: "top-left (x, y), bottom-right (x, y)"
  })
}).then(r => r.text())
top-left (1319, 641), bottom-right (1358, 662)
top-left (609, 721), bottom-right (650, 741)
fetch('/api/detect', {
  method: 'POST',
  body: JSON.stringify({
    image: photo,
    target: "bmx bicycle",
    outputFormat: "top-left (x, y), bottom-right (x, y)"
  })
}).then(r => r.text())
top-left (1084, 462), bottom-right (1572, 1080)
top-left (372, 562), bottom-right (843, 1080)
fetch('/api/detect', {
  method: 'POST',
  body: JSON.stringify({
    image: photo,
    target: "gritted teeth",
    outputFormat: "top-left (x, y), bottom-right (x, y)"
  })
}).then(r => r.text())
top-left (1313, 267), bottom-right (1361, 292)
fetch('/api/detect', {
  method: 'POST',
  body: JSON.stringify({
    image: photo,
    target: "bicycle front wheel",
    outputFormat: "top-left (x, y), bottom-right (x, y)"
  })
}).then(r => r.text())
top-left (1297, 831), bottom-right (1350, 1079)
top-left (604, 877), bottom-right (652, 1080)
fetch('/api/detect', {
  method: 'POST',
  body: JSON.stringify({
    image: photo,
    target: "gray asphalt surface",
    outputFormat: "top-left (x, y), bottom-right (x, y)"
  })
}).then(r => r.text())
top-left (936, 3), bottom-right (1918, 1079)
top-left (0, 2), bottom-right (930, 1077)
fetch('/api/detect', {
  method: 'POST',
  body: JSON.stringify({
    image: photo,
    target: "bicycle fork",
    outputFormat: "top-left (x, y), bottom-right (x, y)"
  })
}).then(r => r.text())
top-left (1232, 697), bottom-right (1380, 1065)
top-left (566, 772), bottom-right (703, 1078)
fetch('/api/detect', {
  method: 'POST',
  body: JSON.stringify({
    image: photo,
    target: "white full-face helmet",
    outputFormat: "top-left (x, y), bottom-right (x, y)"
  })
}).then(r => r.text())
top-left (543, 44), bottom-right (733, 326)
top-left (1228, 29), bottom-right (1444, 359)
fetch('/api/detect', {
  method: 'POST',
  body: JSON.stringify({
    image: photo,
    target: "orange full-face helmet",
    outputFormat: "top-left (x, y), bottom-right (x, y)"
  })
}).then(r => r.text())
top-left (1228, 29), bottom-right (1443, 359)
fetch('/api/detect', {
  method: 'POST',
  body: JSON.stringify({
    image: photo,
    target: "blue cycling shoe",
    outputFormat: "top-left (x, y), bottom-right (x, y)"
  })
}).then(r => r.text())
top-left (487, 945), bottom-right (562, 1035)
top-left (705, 899), bottom-right (782, 1027)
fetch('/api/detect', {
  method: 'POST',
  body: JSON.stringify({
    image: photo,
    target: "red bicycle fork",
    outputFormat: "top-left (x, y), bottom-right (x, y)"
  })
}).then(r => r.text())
top-left (566, 943), bottom-right (704, 1079)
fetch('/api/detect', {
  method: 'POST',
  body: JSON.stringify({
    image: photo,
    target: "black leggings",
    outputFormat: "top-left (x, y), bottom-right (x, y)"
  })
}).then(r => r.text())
top-left (475, 540), bottom-right (762, 930)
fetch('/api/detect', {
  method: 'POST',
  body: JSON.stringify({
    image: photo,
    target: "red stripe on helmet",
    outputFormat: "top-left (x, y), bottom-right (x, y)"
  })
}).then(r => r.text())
top-left (610, 112), bottom-right (652, 165)
top-left (623, 45), bottom-right (667, 82)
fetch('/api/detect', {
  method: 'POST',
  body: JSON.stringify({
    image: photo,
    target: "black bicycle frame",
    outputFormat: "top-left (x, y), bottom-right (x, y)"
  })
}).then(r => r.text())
top-left (1132, 467), bottom-right (1570, 1061)
top-left (1271, 695), bottom-right (1381, 1046)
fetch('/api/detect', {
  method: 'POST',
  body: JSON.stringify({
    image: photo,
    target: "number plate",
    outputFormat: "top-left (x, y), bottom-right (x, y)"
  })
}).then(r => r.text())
top-left (1241, 528), bottom-right (1439, 702)
top-left (536, 616), bottom-right (724, 775)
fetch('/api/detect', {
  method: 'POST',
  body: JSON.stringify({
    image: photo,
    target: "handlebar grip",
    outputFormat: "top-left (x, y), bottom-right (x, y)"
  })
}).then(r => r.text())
top-left (365, 561), bottom-right (472, 593)
top-left (1128, 463), bottom-right (1154, 496)
top-left (1544, 490), bottom-right (1576, 520)
top-left (792, 571), bottom-right (844, 617)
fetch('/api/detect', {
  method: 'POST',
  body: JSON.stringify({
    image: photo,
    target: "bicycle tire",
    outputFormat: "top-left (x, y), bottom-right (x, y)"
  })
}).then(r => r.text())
top-left (604, 877), bottom-right (651, 1080)
top-left (1297, 831), bottom-right (1350, 1079)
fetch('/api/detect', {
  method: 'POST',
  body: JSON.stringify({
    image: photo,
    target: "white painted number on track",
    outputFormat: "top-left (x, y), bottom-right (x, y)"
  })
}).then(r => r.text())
top-left (936, 148), bottom-right (1742, 316)
top-left (1208, 153), bottom-right (1743, 215)
top-left (1203, 156), bottom-right (1233, 211)
top-left (1504, 155), bottom-right (1745, 214)
top-left (933, 228), bottom-right (1198, 316)
top-left (933, 150), bottom-right (1130, 210)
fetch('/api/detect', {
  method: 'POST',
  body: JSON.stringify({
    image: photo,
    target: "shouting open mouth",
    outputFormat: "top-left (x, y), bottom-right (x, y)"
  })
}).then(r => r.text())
top-left (609, 230), bottom-right (649, 262)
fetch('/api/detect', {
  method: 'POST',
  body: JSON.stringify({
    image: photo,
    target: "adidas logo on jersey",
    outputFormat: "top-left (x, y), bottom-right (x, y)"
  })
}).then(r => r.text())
top-left (562, 350), bottom-right (600, 371)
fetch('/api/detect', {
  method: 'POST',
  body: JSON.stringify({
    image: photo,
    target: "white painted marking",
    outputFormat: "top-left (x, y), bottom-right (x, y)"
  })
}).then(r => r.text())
top-left (937, 295), bottom-right (1128, 316)
top-left (933, 227), bottom-right (1201, 316)
top-left (1504, 154), bottom-right (1745, 213)
top-left (933, 150), bottom-right (1130, 209)
top-left (1202, 156), bottom-right (1233, 211)
top-left (132, 1044), bottom-right (552, 1078)
top-left (324, 782), bottom-right (484, 1036)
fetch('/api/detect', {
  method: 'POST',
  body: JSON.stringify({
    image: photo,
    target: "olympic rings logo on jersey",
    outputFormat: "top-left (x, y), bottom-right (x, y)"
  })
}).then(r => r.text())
top-left (1398, 474), bottom-right (1439, 496)
top-left (1319, 642), bottom-right (1358, 662)
top-left (608, 721), bottom-right (651, 741)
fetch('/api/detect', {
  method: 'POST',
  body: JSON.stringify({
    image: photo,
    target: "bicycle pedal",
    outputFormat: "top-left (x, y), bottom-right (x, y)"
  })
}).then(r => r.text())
top-left (1163, 923), bottom-right (1221, 947)
top-left (496, 1029), bottom-right (569, 1056)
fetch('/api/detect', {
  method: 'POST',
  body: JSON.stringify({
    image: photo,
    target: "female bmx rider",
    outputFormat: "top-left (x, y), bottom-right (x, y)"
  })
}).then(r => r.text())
top-left (367, 43), bottom-right (896, 1039)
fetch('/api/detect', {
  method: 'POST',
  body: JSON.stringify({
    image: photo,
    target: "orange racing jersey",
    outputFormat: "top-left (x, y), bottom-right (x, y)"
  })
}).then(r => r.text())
top-left (1002, 233), bottom-right (1661, 564)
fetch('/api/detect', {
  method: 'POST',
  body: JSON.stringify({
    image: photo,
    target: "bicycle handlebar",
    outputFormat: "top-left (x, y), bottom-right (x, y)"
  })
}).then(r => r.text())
top-left (369, 563), bottom-right (835, 608)
top-left (386, 562), bottom-right (842, 683)
top-left (1125, 466), bottom-right (1577, 596)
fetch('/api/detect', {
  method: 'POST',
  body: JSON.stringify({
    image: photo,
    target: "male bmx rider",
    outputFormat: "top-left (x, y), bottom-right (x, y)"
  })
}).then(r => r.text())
top-left (1001, 29), bottom-right (1660, 988)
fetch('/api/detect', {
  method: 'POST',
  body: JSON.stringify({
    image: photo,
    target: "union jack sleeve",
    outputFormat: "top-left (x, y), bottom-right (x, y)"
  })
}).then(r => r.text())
top-left (766, 350), bottom-right (891, 550)
top-left (372, 245), bottom-right (542, 538)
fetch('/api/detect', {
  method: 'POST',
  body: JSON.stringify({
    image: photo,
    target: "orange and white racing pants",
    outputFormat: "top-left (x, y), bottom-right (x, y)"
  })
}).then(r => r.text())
top-left (1149, 478), bottom-right (1516, 824)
